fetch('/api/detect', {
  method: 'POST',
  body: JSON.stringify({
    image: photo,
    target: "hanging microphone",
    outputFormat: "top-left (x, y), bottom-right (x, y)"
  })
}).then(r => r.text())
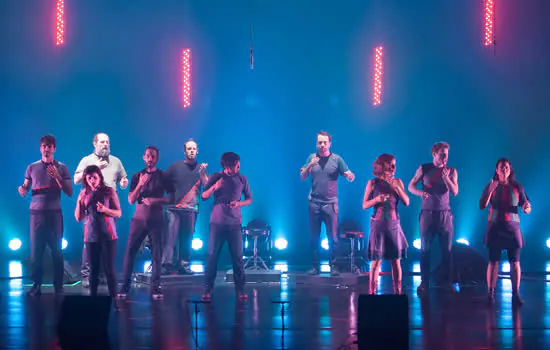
top-left (250, 24), bottom-right (254, 71)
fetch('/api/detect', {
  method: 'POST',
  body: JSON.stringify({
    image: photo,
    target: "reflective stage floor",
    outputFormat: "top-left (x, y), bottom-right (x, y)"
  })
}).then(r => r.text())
top-left (1, 261), bottom-right (550, 349)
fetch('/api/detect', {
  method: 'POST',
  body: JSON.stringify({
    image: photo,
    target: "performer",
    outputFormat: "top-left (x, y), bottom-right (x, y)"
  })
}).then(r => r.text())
top-left (18, 135), bottom-right (73, 296)
top-left (201, 152), bottom-right (252, 301)
top-left (75, 165), bottom-right (121, 297)
top-left (362, 154), bottom-right (409, 295)
top-left (162, 139), bottom-right (208, 275)
top-left (117, 146), bottom-right (174, 299)
top-left (300, 131), bottom-right (355, 276)
top-left (74, 132), bottom-right (128, 288)
top-left (480, 158), bottom-right (531, 305)
top-left (408, 142), bottom-right (458, 296)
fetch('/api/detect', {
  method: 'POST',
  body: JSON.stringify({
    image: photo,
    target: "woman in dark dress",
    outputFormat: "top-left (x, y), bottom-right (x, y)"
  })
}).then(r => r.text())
top-left (362, 154), bottom-right (410, 294)
top-left (75, 165), bottom-right (121, 297)
top-left (480, 158), bottom-right (531, 305)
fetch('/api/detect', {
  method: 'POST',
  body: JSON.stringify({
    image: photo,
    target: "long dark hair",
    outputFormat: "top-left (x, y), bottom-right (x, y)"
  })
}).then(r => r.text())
top-left (492, 158), bottom-right (518, 185)
top-left (83, 165), bottom-right (106, 191)
top-left (372, 153), bottom-right (395, 177)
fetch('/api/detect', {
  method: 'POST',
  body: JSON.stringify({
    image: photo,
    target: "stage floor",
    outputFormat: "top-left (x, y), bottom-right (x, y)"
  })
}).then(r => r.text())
top-left (1, 262), bottom-right (550, 349)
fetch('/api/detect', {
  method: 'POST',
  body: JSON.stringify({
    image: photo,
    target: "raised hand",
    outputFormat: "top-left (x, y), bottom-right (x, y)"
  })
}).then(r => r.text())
top-left (488, 179), bottom-right (499, 194)
top-left (96, 201), bottom-right (106, 213)
top-left (47, 164), bottom-right (61, 181)
top-left (97, 159), bottom-right (109, 169)
top-left (18, 185), bottom-right (29, 197)
top-left (309, 156), bottom-right (320, 168)
top-left (120, 177), bottom-right (129, 189)
top-left (376, 194), bottom-right (390, 203)
top-left (138, 173), bottom-right (151, 187)
top-left (213, 177), bottom-right (224, 190)
top-left (199, 163), bottom-right (208, 173)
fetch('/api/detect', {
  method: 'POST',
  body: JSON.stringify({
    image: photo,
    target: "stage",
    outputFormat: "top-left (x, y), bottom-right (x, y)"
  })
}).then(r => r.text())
top-left (1, 261), bottom-right (549, 350)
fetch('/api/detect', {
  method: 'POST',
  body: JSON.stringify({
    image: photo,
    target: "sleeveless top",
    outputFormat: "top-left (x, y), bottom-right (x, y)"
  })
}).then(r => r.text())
top-left (369, 178), bottom-right (400, 220)
top-left (82, 186), bottom-right (118, 242)
top-left (484, 182), bottom-right (528, 223)
top-left (420, 163), bottom-right (454, 211)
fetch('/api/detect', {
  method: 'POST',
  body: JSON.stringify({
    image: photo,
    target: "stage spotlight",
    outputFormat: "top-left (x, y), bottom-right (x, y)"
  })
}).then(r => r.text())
top-left (321, 238), bottom-right (329, 250)
top-left (274, 238), bottom-right (288, 250)
top-left (546, 238), bottom-right (550, 249)
top-left (413, 238), bottom-right (421, 250)
top-left (143, 260), bottom-right (152, 273)
top-left (8, 238), bottom-right (22, 251)
top-left (456, 238), bottom-right (470, 246)
top-left (61, 238), bottom-right (68, 250)
top-left (192, 238), bottom-right (203, 250)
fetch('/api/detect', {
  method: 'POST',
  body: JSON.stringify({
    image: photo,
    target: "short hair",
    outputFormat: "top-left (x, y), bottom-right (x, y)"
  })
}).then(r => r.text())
top-left (184, 138), bottom-right (198, 149)
top-left (372, 154), bottom-right (396, 177)
top-left (317, 131), bottom-right (332, 142)
top-left (93, 133), bottom-right (109, 143)
top-left (40, 135), bottom-right (56, 147)
top-left (220, 152), bottom-right (240, 169)
top-left (144, 146), bottom-right (159, 156)
top-left (431, 142), bottom-right (450, 154)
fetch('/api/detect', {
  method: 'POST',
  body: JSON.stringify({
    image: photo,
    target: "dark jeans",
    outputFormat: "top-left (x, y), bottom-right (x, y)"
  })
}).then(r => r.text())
top-left (419, 210), bottom-right (454, 286)
top-left (162, 209), bottom-right (197, 266)
top-left (29, 211), bottom-right (64, 288)
top-left (121, 218), bottom-right (163, 287)
top-left (308, 201), bottom-right (339, 267)
top-left (204, 224), bottom-right (245, 292)
top-left (86, 239), bottom-right (117, 296)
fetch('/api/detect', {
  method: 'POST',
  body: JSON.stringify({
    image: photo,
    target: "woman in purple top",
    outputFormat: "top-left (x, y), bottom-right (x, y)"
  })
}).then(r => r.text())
top-left (362, 154), bottom-right (410, 295)
top-left (480, 158), bottom-right (531, 305)
top-left (75, 165), bottom-right (121, 297)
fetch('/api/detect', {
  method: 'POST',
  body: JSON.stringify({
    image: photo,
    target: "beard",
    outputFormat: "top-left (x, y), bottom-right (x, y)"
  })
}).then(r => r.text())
top-left (96, 147), bottom-right (110, 158)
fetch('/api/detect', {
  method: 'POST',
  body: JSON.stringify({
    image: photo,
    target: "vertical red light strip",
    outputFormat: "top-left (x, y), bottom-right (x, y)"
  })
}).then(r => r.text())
top-left (181, 49), bottom-right (192, 108)
top-left (373, 46), bottom-right (383, 106)
top-left (56, 0), bottom-right (64, 46)
top-left (484, 0), bottom-right (494, 46)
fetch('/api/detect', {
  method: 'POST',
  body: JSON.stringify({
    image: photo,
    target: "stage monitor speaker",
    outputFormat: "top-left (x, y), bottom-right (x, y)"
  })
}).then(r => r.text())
top-left (434, 243), bottom-right (487, 285)
top-left (358, 294), bottom-right (409, 350)
top-left (57, 295), bottom-right (112, 349)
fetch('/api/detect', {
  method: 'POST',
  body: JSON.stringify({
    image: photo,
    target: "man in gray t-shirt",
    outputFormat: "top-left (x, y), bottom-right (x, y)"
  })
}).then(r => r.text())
top-left (74, 133), bottom-right (128, 286)
top-left (18, 135), bottom-right (73, 296)
top-left (300, 131), bottom-right (355, 276)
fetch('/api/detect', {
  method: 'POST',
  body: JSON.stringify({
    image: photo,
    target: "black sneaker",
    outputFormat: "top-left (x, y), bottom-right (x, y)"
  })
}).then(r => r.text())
top-left (161, 263), bottom-right (173, 275)
top-left (512, 293), bottom-right (524, 306)
top-left (178, 265), bottom-right (195, 275)
top-left (117, 284), bottom-right (130, 299)
top-left (27, 283), bottom-right (41, 297)
top-left (306, 267), bottom-right (319, 275)
top-left (151, 285), bottom-right (163, 300)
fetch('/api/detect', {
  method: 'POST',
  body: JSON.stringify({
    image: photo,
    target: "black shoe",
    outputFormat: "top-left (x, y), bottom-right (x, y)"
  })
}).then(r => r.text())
top-left (306, 267), bottom-right (319, 275)
top-left (330, 266), bottom-right (340, 277)
top-left (27, 284), bottom-right (42, 296)
top-left (117, 284), bottom-right (130, 299)
top-left (512, 293), bottom-right (524, 306)
top-left (151, 285), bottom-right (163, 300)
top-left (178, 265), bottom-right (195, 275)
top-left (82, 278), bottom-right (89, 288)
top-left (161, 264), bottom-right (173, 275)
top-left (417, 283), bottom-right (428, 297)
top-left (54, 287), bottom-right (64, 296)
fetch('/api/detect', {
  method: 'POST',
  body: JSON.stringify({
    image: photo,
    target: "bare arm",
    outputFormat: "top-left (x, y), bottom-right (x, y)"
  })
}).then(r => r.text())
top-left (443, 169), bottom-right (459, 196)
top-left (101, 190), bottom-right (122, 218)
top-left (75, 190), bottom-right (85, 222)
top-left (479, 184), bottom-right (494, 209)
top-left (395, 179), bottom-right (410, 206)
top-left (362, 180), bottom-right (377, 209)
top-left (128, 184), bottom-right (143, 204)
top-left (408, 166), bottom-right (425, 197)
top-left (61, 178), bottom-right (73, 197)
